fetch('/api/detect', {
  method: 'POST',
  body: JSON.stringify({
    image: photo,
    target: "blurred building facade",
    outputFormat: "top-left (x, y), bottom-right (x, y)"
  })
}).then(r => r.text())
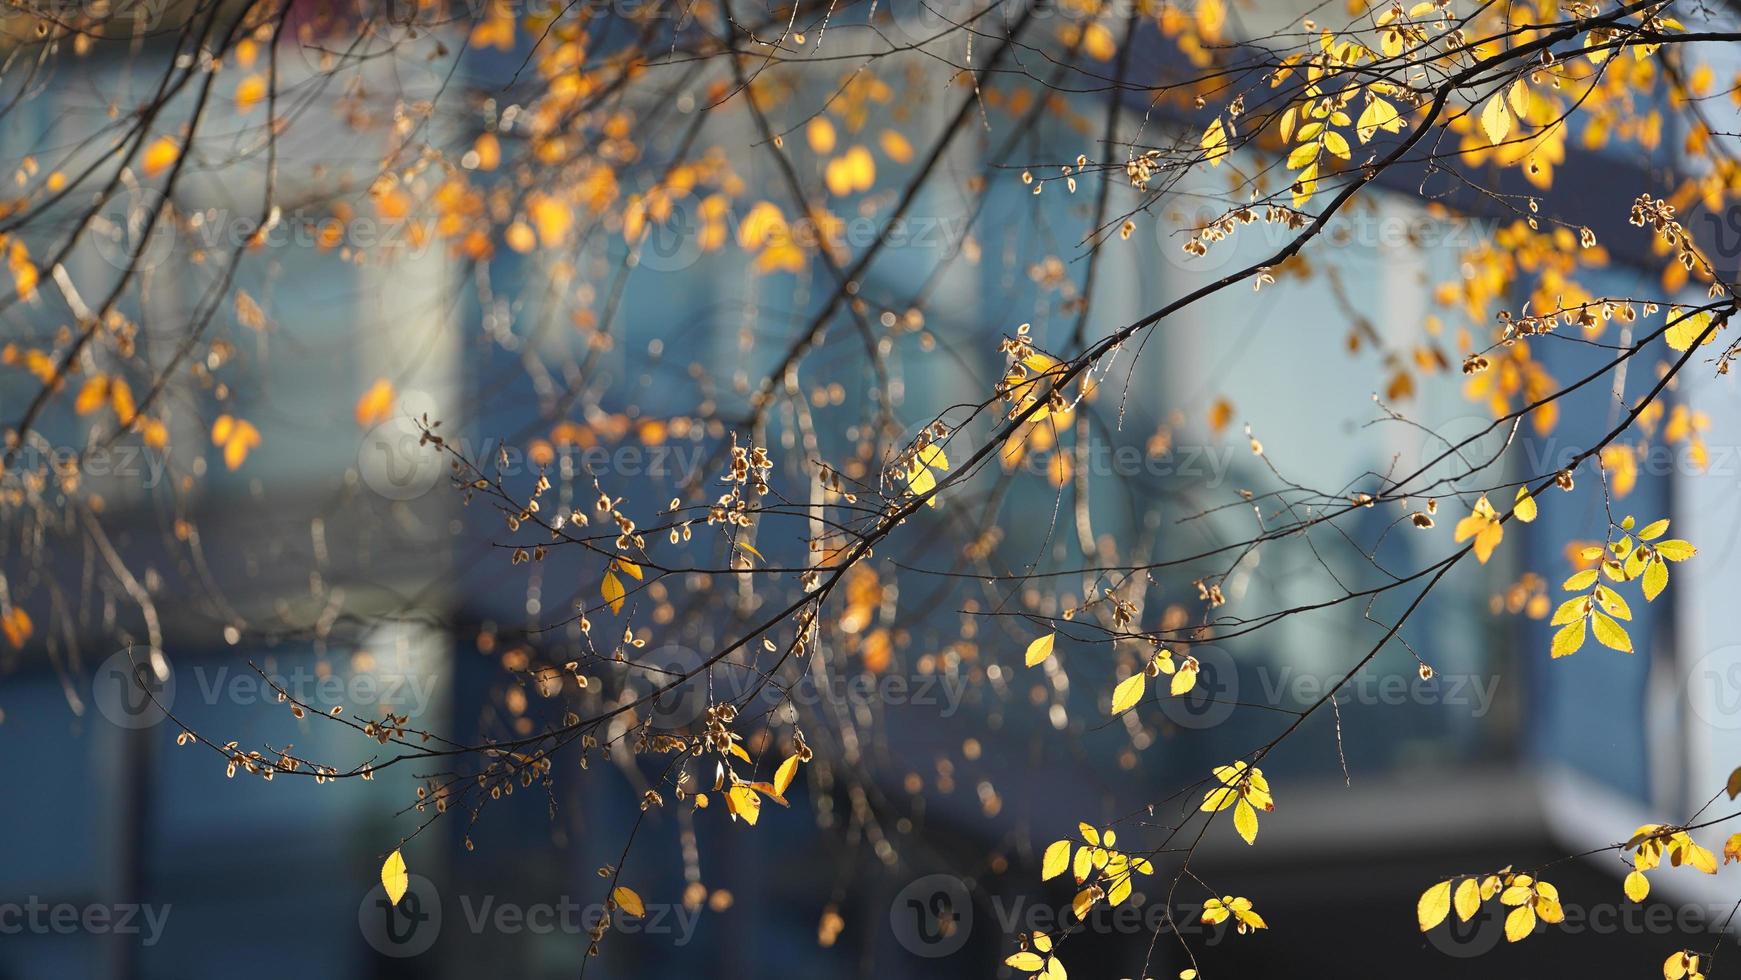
top-left (1, 8), bottom-right (1738, 980)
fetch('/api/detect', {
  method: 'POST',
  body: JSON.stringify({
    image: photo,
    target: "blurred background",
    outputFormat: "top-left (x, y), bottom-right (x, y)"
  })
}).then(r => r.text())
top-left (3, 1), bottom-right (1741, 977)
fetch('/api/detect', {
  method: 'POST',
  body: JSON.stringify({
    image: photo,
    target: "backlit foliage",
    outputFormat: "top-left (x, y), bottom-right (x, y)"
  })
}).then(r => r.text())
top-left (1, 0), bottom-right (1739, 975)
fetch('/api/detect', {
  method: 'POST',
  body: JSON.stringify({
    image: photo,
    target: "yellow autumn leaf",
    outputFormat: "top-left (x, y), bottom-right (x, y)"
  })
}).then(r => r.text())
top-left (381, 849), bottom-right (409, 907)
top-left (1551, 619), bottom-right (1586, 658)
top-left (774, 754), bottom-right (800, 796)
top-left (1590, 610), bottom-right (1632, 652)
top-left (1454, 877), bottom-right (1481, 921)
top-left (355, 378), bottom-right (395, 428)
top-left (1480, 92), bottom-right (1512, 145)
top-left (235, 74), bottom-right (267, 113)
top-left (1201, 117), bottom-right (1229, 166)
top-left (1110, 671), bottom-right (1146, 715)
top-left (1041, 839), bottom-right (1071, 881)
top-left (879, 130), bottom-right (914, 164)
top-left (1006, 952), bottom-right (1046, 971)
top-left (1170, 661), bottom-right (1197, 696)
top-left (1642, 559), bottom-right (1668, 601)
top-left (1453, 495), bottom-right (1504, 563)
top-left (1233, 798), bottom-right (1259, 844)
top-left (1025, 632), bottom-right (1056, 667)
top-left (1512, 486), bottom-right (1537, 523)
top-left (1417, 880), bottom-right (1452, 931)
top-left (807, 117), bottom-right (836, 155)
top-left (1654, 539), bottom-right (1697, 561)
top-left (1665, 307), bottom-right (1715, 352)
top-left (602, 571), bottom-right (626, 614)
top-left (612, 885), bottom-right (645, 917)
top-left (727, 784), bottom-right (762, 825)
top-left (1623, 870), bottom-right (1649, 902)
top-left (1356, 96), bottom-right (1402, 142)
top-left (142, 136), bottom-right (180, 178)
top-left (1, 607), bottom-right (32, 649)
top-left (1503, 904), bottom-right (1535, 942)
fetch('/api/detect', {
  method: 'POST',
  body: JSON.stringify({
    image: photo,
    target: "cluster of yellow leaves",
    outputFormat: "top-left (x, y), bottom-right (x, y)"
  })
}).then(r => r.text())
top-left (210, 414), bottom-right (261, 470)
top-left (74, 374), bottom-right (136, 426)
top-left (1417, 870), bottom-right (1562, 943)
top-left (1103, 648), bottom-right (1199, 717)
top-left (1665, 951), bottom-right (1708, 980)
top-left (1039, 823), bottom-right (1155, 918)
top-left (469, 0), bottom-right (516, 50)
top-left (6, 236), bottom-right (38, 300)
top-left (715, 749), bottom-right (799, 828)
top-left (737, 201), bottom-right (806, 274)
top-left (1153, 0), bottom-right (1225, 67)
top-left (1261, 18), bottom-right (1413, 209)
top-left (1637, 401), bottom-right (1712, 477)
top-left (1552, 516), bottom-right (1694, 658)
top-left (1456, 76), bottom-right (1568, 188)
top-left (600, 556), bottom-right (643, 615)
top-left (1, 344), bottom-right (57, 383)
top-left (996, 337), bottom-right (1086, 483)
top-left (1454, 488), bottom-right (1536, 565)
top-left (1201, 895), bottom-right (1266, 934)
top-left (1004, 931), bottom-right (1066, 980)
top-left (823, 146), bottom-right (876, 197)
top-left (1201, 761), bottom-right (1272, 845)
top-left (1621, 825), bottom-right (1717, 902)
